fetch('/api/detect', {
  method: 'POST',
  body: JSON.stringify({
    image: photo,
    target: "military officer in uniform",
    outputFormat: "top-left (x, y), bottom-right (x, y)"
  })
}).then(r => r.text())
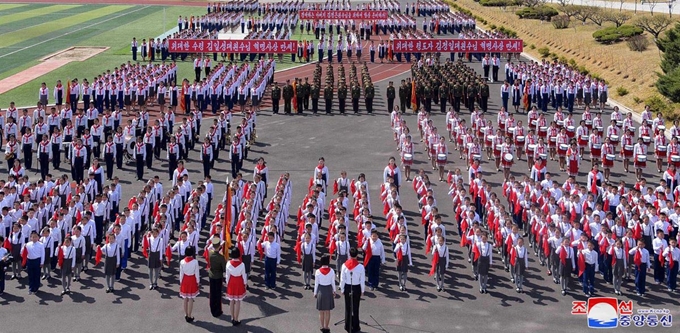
top-left (351, 83), bottom-right (361, 114)
top-left (479, 81), bottom-right (490, 112)
top-left (282, 80), bottom-right (293, 114)
top-left (302, 77), bottom-right (311, 111)
top-left (453, 81), bottom-right (463, 113)
top-left (271, 83), bottom-right (281, 114)
top-left (364, 83), bottom-right (375, 114)
top-left (386, 81), bottom-right (396, 113)
top-left (423, 83), bottom-right (432, 113)
top-left (310, 83), bottom-right (320, 114)
top-left (439, 82), bottom-right (449, 113)
top-left (338, 83), bottom-right (348, 114)
top-left (295, 78), bottom-right (304, 114)
top-left (324, 84), bottom-right (334, 114)
top-left (399, 80), bottom-right (408, 113)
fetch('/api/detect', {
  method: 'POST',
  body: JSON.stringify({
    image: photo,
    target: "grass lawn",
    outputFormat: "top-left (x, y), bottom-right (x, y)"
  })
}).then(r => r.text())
top-left (451, 0), bottom-right (669, 111)
top-left (0, 5), bottom-right (303, 108)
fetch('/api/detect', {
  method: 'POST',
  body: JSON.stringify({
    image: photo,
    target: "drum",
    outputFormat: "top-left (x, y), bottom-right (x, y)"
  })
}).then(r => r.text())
top-left (658, 145), bottom-right (668, 158)
top-left (585, 120), bottom-right (593, 126)
top-left (549, 137), bottom-right (557, 143)
top-left (566, 126), bottom-right (575, 133)
top-left (671, 155), bottom-right (680, 162)
top-left (539, 126), bottom-right (547, 132)
top-left (592, 143), bottom-right (602, 149)
top-left (437, 154), bottom-right (447, 161)
top-left (403, 153), bottom-right (413, 161)
top-left (508, 127), bottom-right (516, 135)
top-left (472, 154), bottom-right (482, 161)
top-left (624, 145), bottom-right (633, 151)
top-left (580, 135), bottom-right (589, 141)
top-left (531, 120), bottom-right (537, 126)
top-left (559, 144), bottom-right (569, 151)
top-left (539, 154), bottom-right (548, 160)
top-left (527, 144), bottom-right (536, 155)
top-left (610, 135), bottom-right (619, 143)
top-left (658, 145), bottom-right (668, 152)
top-left (502, 153), bottom-right (514, 168)
top-left (485, 135), bottom-right (495, 146)
top-left (596, 127), bottom-right (604, 133)
top-left (636, 155), bottom-right (647, 163)
top-left (658, 125), bottom-right (666, 131)
top-left (125, 136), bottom-right (135, 155)
top-left (557, 120), bottom-right (564, 127)
top-left (628, 127), bottom-right (636, 133)
top-left (516, 136), bottom-right (525, 143)
top-left (642, 136), bottom-right (651, 144)
top-left (605, 154), bottom-right (615, 161)
top-left (616, 120), bottom-right (623, 127)
top-left (645, 119), bottom-right (653, 125)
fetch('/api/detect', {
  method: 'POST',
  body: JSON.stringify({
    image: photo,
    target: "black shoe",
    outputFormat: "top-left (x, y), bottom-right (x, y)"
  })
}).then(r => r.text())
top-left (188, 317), bottom-right (195, 323)
top-left (185, 316), bottom-right (190, 323)
top-left (106, 289), bottom-right (111, 293)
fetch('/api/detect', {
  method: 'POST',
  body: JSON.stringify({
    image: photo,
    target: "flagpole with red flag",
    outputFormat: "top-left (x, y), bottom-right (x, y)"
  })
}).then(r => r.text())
top-left (223, 183), bottom-right (233, 260)
top-left (410, 81), bottom-right (417, 112)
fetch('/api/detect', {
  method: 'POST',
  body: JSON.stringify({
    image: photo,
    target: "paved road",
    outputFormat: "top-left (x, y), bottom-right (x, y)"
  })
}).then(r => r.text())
top-left (2, 3), bottom-right (679, 333)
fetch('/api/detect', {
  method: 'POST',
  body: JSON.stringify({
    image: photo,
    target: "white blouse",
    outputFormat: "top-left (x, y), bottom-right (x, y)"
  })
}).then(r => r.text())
top-left (314, 267), bottom-right (337, 295)
top-left (226, 261), bottom-right (248, 286)
top-left (179, 258), bottom-right (200, 284)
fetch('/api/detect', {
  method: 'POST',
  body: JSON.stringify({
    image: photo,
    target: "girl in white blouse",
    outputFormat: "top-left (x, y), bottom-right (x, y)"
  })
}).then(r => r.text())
top-left (314, 254), bottom-right (336, 333)
top-left (226, 247), bottom-right (248, 326)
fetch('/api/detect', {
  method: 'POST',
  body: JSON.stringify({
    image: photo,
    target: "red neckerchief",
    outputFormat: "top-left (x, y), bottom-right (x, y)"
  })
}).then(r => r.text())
top-left (319, 266), bottom-right (331, 275)
top-left (387, 163), bottom-right (397, 176)
top-left (316, 163), bottom-right (324, 172)
top-left (344, 258), bottom-right (359, 270)
top-left (255, 163), bottom-right (265, 172)
top-left (184, 256), bottom-right (194, 263)
top-left (13, 166), bottom-right (21, 172)
top-left (229, 259), bottom-right (241, 266)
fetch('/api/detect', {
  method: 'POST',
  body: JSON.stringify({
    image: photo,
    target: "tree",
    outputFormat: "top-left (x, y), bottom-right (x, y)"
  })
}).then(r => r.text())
top-left (521, 0), bottom-right (545, 7)
top-left (573, 6), bottom-right (596, 24)
top-left (646, 0), bottom-right (660, 15)
top-left (605, 11), bottom-right (632, 27)
top-left (656, 23), bottom-right (680, 103)
top-left (634, 15), bottom-right (674, 40)
top-left (589, 7), bottom-right (607, 26)
top-left (560, 4), bottom-right (581, 19)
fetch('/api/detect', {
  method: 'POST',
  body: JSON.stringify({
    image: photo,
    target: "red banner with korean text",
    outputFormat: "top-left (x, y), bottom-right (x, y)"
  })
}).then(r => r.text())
top-left (392, 39), bottom-right (524, 53)
top-left (299, 10), bottom-right (388, 20)
top-left (168, 39), bottom-right (299, 54)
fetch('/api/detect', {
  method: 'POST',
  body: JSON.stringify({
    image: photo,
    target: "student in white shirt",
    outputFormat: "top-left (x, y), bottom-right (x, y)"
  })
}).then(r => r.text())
top-left (394, 234), bottom-right (412, 291)
top-left (629, 239), bottom-right (652, 296)
top-left (580, 240), bottom-right (599, 297)
top-left (23, 231), bottom-right (45, 294)
top-left (314, 254), bottom-right (336, 333)
top-left (261, 232), bottom-right (280, 289)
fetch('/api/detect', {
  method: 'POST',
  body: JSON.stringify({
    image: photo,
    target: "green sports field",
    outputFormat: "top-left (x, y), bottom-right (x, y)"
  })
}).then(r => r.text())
top-left (0, 3), bottom-right (303, 108)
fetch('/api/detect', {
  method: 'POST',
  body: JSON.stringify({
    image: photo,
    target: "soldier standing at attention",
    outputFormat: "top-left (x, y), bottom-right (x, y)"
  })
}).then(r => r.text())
top-left (270, 83), bottom-right (281, 114)
top-left (302, 78), bottom-right (311, 111)
top-left (324, 84), bottom-right (334, 114)
top-left (295, 78), bottom-right (304, 114)
top-left (466, 82), bottom-right (477, 112)
top-left (364, 83), bottom-right (375, 114)
top-left (131, 38), bottom-right (138, 61)
top-left (351, 83), bottom-right (361, 114)
top-left (453, 81), bottom-right (462, 113)
top-left (439, 82), bottom-right (449, 113)
top-left (423, 83), bottom-right (432, 113)
top-left (386, 81), bottom-right (395, 113)
top-left (399, 80), bottom-right (408, 113)
top-left (282, 80), bottom-right (293, 114)
top-left (338, 83), bottom-right (347, 114)
top-left (479, 82), bottom-right (490, 112)
top-left (311, 83), bottom-right (320, 114)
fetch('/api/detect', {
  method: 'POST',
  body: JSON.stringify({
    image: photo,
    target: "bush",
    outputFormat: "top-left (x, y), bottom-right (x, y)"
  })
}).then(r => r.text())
top-left (632, 97), bottom-right (643, 104)
top-left (656, 67), bottom-right (680, 104)
top-left (550, 53), bottom-right (559, 61)
top-left (537, 46), bottom-right (551, 58)
top-left (568, 58), bottom-right (578, 67)
top-left (616, 87), bottom-right (629, 96)
top-left (579, 65), bottom-right (589, 75)
top-left (592, 25), bottom-right (643, 44)
top-left (529, 44), bottom-right (536, 49)
top-left (516, 5), bottom-right (559, 20)
top-left (559, 56), bottom-right (568, 64)
top-left (591, 73), bottom-right (603, 81)
top-left (489, 24), bottom-right (497, 30)
top-left (552, 15), bottom-right (571, 29)
top-left (479, 0), bottom-right (519, 6)
top-left (645, 95), bottom-right (674, 118)
top-left (627, 34), bottom-right (650, 52)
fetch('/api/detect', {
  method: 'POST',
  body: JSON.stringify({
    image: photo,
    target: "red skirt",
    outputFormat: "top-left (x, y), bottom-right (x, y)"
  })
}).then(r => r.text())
top-left (658, 150), bottom-right (668, 158)
top-left (622, 149), bottom-right (633, 158)
top-left (226, 275), bottom-right (247, 301)
top-left (568, 160), bottom-right (579, 175)
top-left (557, 147), bottom-right (568, 157)
top-left (180, 274), bottom-right (199, 298)
top-left (634, 160), bottom-right (646, 169)
top-left (578, 138), bottom-right (588, 147)
top-left (502, 159), bottom-right (513, 168)
top-left (493, 148), bottom-right (501, 158)
top-left (437, 157), bottom-right (447, 166)
top-left (591, 148), bottom-right (601, 157)
top-left (401, 157), bottom-right (413, 166)
top-left (602, 159), bottom-right (614, 168)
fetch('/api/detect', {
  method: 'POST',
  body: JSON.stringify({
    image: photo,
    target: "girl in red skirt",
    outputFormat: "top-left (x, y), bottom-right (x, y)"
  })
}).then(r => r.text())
top-left (566, 141), bottom-right (580, 177)
top-left (226, 247), bottom-right (248, 326)
top-left (179, 246), bottom-right (199, 322)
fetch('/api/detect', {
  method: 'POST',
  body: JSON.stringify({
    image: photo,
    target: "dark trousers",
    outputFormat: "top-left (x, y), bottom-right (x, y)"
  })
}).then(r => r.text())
top-left (312, 98), bottom-right (319, 113)
top-left (387, 98), bottom-right (394, 112)
top-left (39, 153), bottom-right (49, 179)
top-left (668, 261), bottom-right (679, 290)
top-left (654, 255), bottom-right (665, 282)
top-left (73, 156), bottom-right (84, 183)
top-left (105, 153), bottom-right (114, 179)
top-left (209, 278), bottom-right (223, 317)
top-left (27, 258), bottom-right (40, 292)
top-left (94, 215), bottom-right (104, 244)
top-left (203, 156), bottom-right (211, 178)
top-left (23, 144), bottom-right (32, 169)
top-left (582, 263), bottom-right (595, 294)
top-left (52, 144), bottom-right (60, 169)
top-left (325, 99), bottom-right (332, 113)
top-left (344, 285), bottom-right (362, 333)
top-left (168, 155), bottom-right (177, 180)
top-left (115, 144), bottom-right (123, 169)
top-left (264, 257), bottom-right (277, 288)
top-left (635, 263), bottom-right (647, 294)
top-left (367, 257), bottom-right (380, 288)
top-left (136, 155), bottom-right (144, 180)
top-left (231, 155), bottom-right (241, 178)
top-left (145, 144), bottom-right (153, 168)
top-left (272, 98), bottom-right (280, 113)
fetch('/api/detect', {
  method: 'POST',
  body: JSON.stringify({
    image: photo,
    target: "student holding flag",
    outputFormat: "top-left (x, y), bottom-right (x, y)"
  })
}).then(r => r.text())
top-left (629, 239), bottom-right (651, 297)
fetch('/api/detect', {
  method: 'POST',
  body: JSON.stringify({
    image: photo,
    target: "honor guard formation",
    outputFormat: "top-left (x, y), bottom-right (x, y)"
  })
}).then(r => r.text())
top-left (1, 1), bottom-right (678, 333)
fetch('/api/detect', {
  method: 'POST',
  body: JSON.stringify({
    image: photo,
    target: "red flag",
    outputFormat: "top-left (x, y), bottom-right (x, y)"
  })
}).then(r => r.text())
top-left (509, 246), bottom-right (517, 266)
top-left (203, 248), bottom-right (211, 269)
top-left (429, 251), bottom-right (439, 276)
top-left (329, 240), bottom-right (337, 255)
top-left (669, 251), bottom-right (675, 270)
top-left (66, 82), bottom-right (71, 105)
top-left (350, 179), bottom-right (356, 195)
top-left (472, 242), bottom-right (481, 262)
top-left (333, 180), bottom-right (339, 195)
top-left (308, 177), bottom-right (314, 190)
top-left (610, 247), bottom-right (617, 266)
top-left (2, 238), bottom-right (10, 251)
top-left (142, 236), bottom-right (149, 258)
top-left (559, 246), bottom-right (567, 266)
top-left (633, 223), bottom-right (642, 240)
top-left (57, 246), bottom-right (64, 268)
top-left (578, 251), bottom-right (586, 277)
top-left (426, 236), bottom-right (433, 254)
top-left (257, 241), bottom-right (264, 260)
top-left (21, 246), bottom-right (28, 267)
top-left (95, 245), bottom-right (102, 266)
top-left (295, 239), bottom-right (302, 263)
top-left (165, 245), bottom-right (172, 266)
top-left (363, 241), bottom-right (373, 267)
top-left (634, 249), bottom-right (642, 268)
top-left (543, 235), bottom-right (550, 258)
top-left (410, 79), bottom-right (417, 110)
top-left (505, 234), bottom-right (514, 254)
